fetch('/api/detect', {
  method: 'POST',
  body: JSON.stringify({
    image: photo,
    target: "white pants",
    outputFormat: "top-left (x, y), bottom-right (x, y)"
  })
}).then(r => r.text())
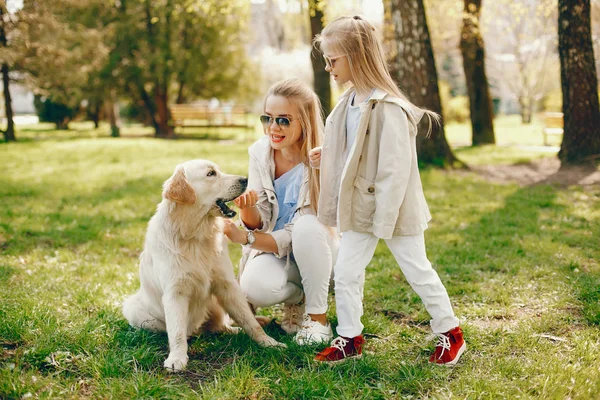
top-left (240, 214), bottom-right (339, 314)
top-left (334, 230), bottom-right (459, 337)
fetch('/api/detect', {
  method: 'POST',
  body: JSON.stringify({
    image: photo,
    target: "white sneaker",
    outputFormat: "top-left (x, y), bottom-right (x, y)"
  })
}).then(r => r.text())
top-left (294, 315), bottom-right (333, 345)
top-left (281, 302), bottom-right (305, 334)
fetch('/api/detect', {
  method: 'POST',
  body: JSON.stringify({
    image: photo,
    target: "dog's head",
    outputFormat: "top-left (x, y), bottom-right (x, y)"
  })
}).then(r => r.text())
top-left (162, 159), bottom-right (247, 218)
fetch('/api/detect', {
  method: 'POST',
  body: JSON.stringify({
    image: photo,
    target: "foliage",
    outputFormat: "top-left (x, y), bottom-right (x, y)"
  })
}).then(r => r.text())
top-left (484, 0), bottom-right (559, 123)
top-left (439, 80), bottom-right (469, 123)
top-left (10, 0), bottom-right (108, 109)
top-left (541, 88), bottom-right (562, 112)
top-left (33, 95), bottom-right (78, 129)
top-left (105, 0), bottom-right (257, 101)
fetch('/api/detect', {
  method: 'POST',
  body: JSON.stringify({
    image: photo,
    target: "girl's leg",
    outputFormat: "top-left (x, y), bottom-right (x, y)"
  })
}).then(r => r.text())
top-left (385, 233), bottom-right (459, 333)
top-left (239, 253), bottom-right (303, 308)
top-left (292, 214), bottom-right (339, 317)
top-left (334, 230), bottom-right (378, 338)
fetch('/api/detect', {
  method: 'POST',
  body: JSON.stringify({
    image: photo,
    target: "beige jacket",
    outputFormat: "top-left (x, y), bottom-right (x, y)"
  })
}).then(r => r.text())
top-left (238, 136), bottom-right (313, 277)
top-left (317, 88), bottom-right (431, 239)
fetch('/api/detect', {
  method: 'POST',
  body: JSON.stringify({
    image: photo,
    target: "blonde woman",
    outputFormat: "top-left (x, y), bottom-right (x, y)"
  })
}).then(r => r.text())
top-left (224, 79), bottom-right (338, 346)
top-left (309, 15), bottom-right (465, 364)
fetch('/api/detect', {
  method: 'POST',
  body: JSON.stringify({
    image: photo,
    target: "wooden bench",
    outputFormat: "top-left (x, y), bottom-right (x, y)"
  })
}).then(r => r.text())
top-left (169, 104), bottom-right (254, 134)
top-left (542, 112), bottom-right (563, 146)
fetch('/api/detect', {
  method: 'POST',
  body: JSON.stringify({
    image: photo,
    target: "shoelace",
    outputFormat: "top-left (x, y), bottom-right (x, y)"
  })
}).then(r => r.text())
top-left (299, 314), bottom-right (313, 329)
top-left (435, 334), bottom-right (451, 358)
top-left (330, 336), bottom-right (348, 357)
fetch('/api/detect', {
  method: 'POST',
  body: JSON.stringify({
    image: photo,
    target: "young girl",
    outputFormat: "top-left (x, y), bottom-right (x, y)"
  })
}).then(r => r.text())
top-left (223, 79), bottom-right (339, 345)
top-left (309, 15), bottom-right (465, 365)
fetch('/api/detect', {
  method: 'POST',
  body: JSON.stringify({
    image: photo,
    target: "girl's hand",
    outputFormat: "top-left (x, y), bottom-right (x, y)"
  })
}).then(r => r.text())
top-left (234, 190), bottom-right (258, 209)
top-left (309, 146), bottom-right (322, 168)
top-left (223, 219), bottom-right (247, 244)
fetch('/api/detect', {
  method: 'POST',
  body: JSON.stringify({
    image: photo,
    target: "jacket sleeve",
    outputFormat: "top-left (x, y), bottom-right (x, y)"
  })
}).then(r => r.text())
top-left (240, 153), bottom-right (273, 233)
top-left (372, 103), bottom-right (413, 239)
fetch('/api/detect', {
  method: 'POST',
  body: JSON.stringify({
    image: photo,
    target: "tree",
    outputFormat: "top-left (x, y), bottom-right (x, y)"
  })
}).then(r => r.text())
top-left (390, 0), bottom-right (461, 168)
top-left (107, 0), bottom-right (256, 138)
top-left (309, 0), bottom-right (331, 116)
top-left (460, 0), bottom-right (495, 145)
top-left (558, 0), bottom-right (600, 164)
top-left (484, 0), bottom-right (558, 124)
top-left (1, 2), bottom-right (16, 142)
top-left (33, 95), bottom-right (77, 130)
top-left (10, 0), bottom-right (108, 130)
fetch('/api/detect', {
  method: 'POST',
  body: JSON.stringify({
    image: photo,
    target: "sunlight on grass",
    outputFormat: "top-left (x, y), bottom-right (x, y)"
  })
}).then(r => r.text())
top-left (1, 123), bottom-right (599, 398)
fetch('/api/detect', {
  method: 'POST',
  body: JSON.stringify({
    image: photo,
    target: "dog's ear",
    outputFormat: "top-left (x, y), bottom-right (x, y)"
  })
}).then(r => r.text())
top-left (163, 168), bottom-right (196, 205)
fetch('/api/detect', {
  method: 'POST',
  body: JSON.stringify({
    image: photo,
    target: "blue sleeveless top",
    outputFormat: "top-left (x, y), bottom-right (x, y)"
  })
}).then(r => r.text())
top-left (273, 163), bottom-right (303, 231)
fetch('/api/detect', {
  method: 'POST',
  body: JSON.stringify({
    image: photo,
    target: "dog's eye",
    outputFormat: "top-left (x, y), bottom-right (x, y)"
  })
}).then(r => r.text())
top-left (207, 170), bottom-right (216, 177)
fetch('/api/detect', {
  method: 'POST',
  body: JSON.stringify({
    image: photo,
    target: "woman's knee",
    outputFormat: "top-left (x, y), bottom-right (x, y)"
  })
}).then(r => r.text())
top-left (292, 214), bottom-right (332, 253)
top-left (239, 258), bottom-right (287, 307)
top-left (292, 214), bottom-right (323, 240)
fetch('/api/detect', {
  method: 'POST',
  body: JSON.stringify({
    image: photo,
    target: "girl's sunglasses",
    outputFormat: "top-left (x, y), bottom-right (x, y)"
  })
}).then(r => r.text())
top-left (323, 54), bottom-right (345, 68)
top-left (259, 115), bottom-right (295, 128)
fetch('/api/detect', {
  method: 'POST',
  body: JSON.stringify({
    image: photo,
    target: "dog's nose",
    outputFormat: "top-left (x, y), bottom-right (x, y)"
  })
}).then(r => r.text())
top-left (239, 177), bottom-right (248, 189)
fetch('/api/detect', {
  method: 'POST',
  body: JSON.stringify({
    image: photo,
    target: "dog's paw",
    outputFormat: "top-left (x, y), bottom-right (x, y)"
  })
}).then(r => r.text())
top-left (163, 354), bottom-right (189, 372)
top-left (228, 326), bottom-right (243, 334)
top-left (258, 335), bottom-right (287, 349)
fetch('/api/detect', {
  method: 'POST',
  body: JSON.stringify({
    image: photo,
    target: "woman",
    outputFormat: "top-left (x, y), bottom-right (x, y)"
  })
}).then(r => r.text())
top-left (224, 79), bottom-right (338, 345)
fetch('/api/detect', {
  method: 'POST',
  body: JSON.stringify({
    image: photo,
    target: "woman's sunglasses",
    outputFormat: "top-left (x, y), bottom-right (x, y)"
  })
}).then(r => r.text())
top-left (259, 115), bottom-right (295, 128)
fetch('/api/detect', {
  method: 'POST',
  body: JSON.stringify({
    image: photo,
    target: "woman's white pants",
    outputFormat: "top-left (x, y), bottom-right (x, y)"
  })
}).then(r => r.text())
top-left (334, 230), bottom-right (459, 337)
top-left (240, 214), bottom-right (338, 314)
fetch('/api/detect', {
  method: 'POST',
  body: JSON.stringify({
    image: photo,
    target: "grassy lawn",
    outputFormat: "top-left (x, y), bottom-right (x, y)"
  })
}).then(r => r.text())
top-left (1, 118), bottom-right (598, 399)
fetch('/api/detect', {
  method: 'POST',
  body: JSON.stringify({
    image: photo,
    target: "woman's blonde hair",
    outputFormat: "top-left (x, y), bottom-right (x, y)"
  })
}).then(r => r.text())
top-left (264, 79), bottom-right (324, 213)
top-left (314, 15), bottom-right (440, 134)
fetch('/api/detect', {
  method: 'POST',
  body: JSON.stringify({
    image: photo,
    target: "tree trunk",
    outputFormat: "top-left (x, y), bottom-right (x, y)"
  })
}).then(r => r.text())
top-left (1, 63), bottom-right (16, 142)
top-left (558, 0), bottom-right (600, 164)
top-left (56, 118), bottom-right (69, 130)
top-left (460, 0), bottom-right (495, 145)
top-left (519, 96), bottom-right (533, 124)
top-left (0, 5), bottom-right (15, 142)
top-left (175, 81), bottom-right (186, 104)
top-left (90, 102), bottom-right (101, 129)
top-left (106, 91), bottom-right (121, 137)
top-left (309, 0), bottom-right (331, 116)
top-left (154, 87), bottom-right (174, 138)
top-left (391, 0), bottom-right (460, 168)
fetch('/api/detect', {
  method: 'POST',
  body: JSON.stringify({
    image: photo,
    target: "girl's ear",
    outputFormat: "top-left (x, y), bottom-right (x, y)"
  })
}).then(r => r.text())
top-left (163, 168), bottom-right (196, 205)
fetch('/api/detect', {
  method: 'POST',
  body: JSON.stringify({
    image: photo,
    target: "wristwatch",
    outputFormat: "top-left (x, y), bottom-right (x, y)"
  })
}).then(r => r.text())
top-left (245, 231), bottom-right (256, 247)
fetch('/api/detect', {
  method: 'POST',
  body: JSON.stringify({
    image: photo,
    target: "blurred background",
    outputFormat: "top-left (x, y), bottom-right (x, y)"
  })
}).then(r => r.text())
top-left (1, 0), bottom-right (599, 164)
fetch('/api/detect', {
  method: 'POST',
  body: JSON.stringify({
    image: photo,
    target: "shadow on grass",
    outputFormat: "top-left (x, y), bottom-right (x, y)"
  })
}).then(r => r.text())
top-left (436, 179), bottom-right (599, 326)
top-left (370, 172), bottom-right (599, 330)
top-left (0, 176), bottom-right (160, 255)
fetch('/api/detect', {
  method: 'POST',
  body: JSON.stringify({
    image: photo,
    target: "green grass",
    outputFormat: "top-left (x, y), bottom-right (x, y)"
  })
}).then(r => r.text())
top-left (1, 118), bottom-right (599, 399)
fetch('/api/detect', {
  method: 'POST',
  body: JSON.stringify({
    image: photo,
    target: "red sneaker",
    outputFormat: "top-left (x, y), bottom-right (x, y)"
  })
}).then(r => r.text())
top-left (429, 326), bottom-right (466, 366)
top-left (314, 335), bottom-right (365, 363)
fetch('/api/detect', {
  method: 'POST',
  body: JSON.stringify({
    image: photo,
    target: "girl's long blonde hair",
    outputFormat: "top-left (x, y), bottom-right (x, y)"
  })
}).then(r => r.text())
top-left (264, 79), bottom-right (324, 213)
top-left (314, 15), bottom-right (440, 133)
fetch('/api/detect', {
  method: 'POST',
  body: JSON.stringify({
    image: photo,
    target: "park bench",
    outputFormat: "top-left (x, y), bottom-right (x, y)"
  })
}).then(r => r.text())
top-left (169, 103), bottom-right (254, 135)
top-left (542, 112), bottom-right (563, 146)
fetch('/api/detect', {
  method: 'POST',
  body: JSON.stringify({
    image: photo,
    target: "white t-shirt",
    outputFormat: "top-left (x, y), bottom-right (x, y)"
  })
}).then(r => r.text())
top-left (345, 89), bottom-right (375, 162)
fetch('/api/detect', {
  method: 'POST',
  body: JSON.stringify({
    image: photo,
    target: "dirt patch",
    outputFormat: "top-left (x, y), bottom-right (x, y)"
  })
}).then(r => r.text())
top-left (466, 157), bottom-right (600, 186)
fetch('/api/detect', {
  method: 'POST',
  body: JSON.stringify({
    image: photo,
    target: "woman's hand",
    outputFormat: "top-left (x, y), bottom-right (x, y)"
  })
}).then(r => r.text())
top-left (309, 146), bottom-right (322, 168)
top-left (223, 219), bottom-right (247, 245)
top-left (234, 190), bottom-right (258, 209)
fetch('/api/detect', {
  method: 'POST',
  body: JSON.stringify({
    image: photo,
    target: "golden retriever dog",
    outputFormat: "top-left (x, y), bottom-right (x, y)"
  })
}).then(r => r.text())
top-left (122, 159), bottom-right (284, 371)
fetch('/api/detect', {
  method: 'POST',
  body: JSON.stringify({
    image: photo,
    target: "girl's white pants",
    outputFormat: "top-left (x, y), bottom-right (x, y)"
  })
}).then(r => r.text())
top-left (334, 230), bottom-right (459, 338)
top-left (240, 214), bottom-right (338, 314)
